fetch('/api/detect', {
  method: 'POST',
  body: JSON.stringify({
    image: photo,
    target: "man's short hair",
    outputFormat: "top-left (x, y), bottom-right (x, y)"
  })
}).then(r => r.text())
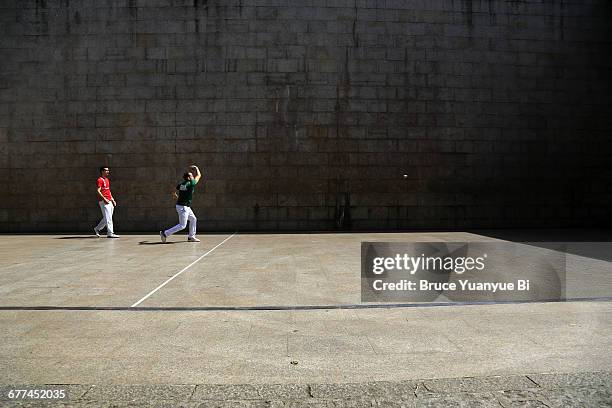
top-left (100, 166), bottom-right (109, 174)
top-left (183, 172), bottom-right (191, 180)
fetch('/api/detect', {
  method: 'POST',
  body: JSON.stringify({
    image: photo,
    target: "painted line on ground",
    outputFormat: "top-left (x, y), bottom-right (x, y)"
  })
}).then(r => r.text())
top-left (130, 233), bottom-right (236, 307)
top-left (1, 297), bottom-right (610, 311)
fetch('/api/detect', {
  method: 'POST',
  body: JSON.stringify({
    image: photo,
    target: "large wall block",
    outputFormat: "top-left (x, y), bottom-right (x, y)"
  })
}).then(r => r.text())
top-left (0, 0), bottom-right (611, 232)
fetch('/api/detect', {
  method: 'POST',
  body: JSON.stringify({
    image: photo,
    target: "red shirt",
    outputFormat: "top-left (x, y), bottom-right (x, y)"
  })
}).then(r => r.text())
top-left (97, 177), bottom-right (113, 201)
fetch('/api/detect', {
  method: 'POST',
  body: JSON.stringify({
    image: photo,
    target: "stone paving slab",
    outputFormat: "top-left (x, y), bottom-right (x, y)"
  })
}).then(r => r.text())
top-left (539, 386), bottom-right (612, 408)
top-left (421, 375), bottom-right (537, 393)
top-left (527, 371), bottom-right (612, 389)
top-left (81, 384), bottom-right (196, 402)
top-left (310, 381), bottom-right (419, 399)
top-left (409, 392), bottom-right (501, 408)
top-left (494, 389), bottom-right (548, 408)
top-left (191, 384), bottom-right (310, 400)
top-left (1, 371), bottom-right (611, 407)
top-left (269, 399), bottom-right (382, 408)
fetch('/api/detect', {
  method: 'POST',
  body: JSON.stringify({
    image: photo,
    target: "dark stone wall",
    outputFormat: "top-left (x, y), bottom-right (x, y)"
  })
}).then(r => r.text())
top-left (1, 0), bottom-right (611, 232)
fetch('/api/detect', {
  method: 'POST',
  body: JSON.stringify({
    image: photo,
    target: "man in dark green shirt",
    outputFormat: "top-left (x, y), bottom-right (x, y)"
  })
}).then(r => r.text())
top-left (160, 165), bottom-right (202, 243)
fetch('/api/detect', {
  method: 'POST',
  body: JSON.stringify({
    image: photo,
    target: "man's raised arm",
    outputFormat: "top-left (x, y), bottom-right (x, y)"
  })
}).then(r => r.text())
top-left (191, 165), bottom-right (202, 183)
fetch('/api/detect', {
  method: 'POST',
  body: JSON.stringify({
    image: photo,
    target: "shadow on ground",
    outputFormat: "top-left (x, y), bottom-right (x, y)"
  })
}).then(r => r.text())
top-left (476, 229), bottom-right (612, 263)
top-left (138, 241), bottom-right (185, 245)
top-left (55, 236), bottom-right (99, 240)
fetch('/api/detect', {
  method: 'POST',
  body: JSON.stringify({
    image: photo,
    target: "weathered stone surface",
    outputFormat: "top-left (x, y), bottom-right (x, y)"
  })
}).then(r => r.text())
top-left (192, 384), bottom-right (309, 401)
top-left (527, 371), bottom-right (612, 390)
top-left (422, 375), bottom-right (536, 393)
top-left (81, 384), bottom-right (195, 402)
top-left (494, 389), bottom-right (549, 408)
top-left (1, 372), bottom-right (612, 407)
top-left (539, 386), bottom-right (612, 408)
top-left (414, 392), bottom-right (501, 408)
top-left (310, 381), bottom-right (419, 399)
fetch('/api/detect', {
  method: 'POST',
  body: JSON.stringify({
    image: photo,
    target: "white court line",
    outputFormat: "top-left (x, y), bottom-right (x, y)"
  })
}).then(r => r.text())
top-left (130, 233), bottom-right (236, 307)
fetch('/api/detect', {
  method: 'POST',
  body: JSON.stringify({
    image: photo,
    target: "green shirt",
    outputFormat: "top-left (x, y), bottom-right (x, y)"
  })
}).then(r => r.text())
top-left (176, 179), bottom-right (197, 206)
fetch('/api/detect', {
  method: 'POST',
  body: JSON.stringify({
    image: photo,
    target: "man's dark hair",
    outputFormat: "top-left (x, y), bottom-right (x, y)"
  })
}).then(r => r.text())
top-left (100, 166), bottom-right (109, 174)
top-left (183, 172), bottom-right (191, 180)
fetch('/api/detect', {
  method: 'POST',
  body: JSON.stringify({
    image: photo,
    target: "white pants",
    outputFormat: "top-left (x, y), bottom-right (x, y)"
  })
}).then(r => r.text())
top-left (95, 201), bottom-right (115, 235)
top-left (164, 205), bottom-right (197, 238)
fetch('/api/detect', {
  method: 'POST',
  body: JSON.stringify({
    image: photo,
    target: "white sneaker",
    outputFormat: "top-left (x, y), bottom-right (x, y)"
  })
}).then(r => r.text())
top-left (160, 231), bottom-right (167, 243)
top-left (188, 237), bottom-right (200, 242)
top-left (94, 228), bottom-right (100, 238)
top-left (107, 234), bottom-right (120, 238)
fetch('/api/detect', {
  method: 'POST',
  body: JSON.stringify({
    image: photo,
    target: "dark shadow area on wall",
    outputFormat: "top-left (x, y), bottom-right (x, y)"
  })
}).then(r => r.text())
top-left (0, 0), bottom-right (611, 232)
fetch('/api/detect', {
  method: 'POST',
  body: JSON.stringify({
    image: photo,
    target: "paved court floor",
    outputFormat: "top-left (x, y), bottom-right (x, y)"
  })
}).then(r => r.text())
top-left (1, 231), bottom-right (610, 307)
top-left (0, 231), bottom-right (611, 406)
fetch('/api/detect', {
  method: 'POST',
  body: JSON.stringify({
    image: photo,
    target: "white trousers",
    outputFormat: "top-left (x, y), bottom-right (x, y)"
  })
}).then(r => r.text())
top-left (164, 205), bottom-right (197, 238)
top-left (95, 201), bottom-right (115, 235)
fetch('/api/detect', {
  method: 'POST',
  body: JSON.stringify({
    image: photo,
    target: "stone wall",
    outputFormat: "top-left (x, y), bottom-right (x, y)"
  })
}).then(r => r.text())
top-left (1, 0), bottom-right (611, 232)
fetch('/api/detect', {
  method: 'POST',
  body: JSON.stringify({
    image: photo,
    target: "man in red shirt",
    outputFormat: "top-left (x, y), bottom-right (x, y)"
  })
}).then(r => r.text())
top-left (94, 166), bottom-right (120, 238)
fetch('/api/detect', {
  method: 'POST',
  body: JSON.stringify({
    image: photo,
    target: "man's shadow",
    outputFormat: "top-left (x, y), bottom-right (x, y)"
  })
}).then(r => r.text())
top-left (138, 241), bottom-right (189, 245)
top-left (55, 236), bottom-right (99, 240)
